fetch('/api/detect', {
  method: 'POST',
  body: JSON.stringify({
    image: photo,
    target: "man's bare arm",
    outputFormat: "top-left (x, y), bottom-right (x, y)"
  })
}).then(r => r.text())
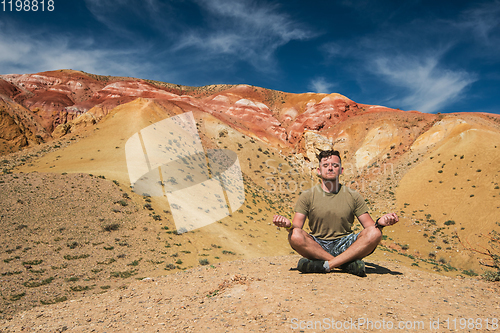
top-left (358, 212), bottom-right (399, 229)
top-left (273, 212), bottom-right (306, 229)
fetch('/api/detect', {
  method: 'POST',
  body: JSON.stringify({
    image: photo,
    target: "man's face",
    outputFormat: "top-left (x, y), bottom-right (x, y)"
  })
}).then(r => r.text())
top-left (317, 155), bottom-right (343, 181)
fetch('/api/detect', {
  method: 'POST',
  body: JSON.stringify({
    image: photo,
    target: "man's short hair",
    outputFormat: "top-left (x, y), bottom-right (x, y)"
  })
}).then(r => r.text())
top-left (316, 150), bottom-right (341, 165)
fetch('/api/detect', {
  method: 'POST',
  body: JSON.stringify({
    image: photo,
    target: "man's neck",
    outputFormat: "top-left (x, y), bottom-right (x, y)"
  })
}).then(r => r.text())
top-left (320, 180), bottom-right (341, 193)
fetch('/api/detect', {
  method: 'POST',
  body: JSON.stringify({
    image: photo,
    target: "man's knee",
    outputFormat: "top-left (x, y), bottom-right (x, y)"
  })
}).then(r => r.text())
top-left (288, 228), bottom-right (308, 248)
top-left (361, 226), bottom-right (382, 246)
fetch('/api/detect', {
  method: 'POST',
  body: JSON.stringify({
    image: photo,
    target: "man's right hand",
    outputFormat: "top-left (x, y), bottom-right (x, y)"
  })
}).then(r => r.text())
top-left (273, 215), bottom-right (291, 228)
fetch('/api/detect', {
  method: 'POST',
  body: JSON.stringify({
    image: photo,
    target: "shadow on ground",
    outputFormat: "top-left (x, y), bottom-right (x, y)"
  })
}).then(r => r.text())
top-left (365, 262), bottom-right (403, 275)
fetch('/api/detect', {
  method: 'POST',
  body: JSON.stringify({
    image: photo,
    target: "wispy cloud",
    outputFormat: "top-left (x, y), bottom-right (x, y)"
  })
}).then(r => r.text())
top-left (459, 1), bottom-right (500, 44)
top-left (0, 25), bottom-right (147, 77)
top-left (84, 0), bottom-right (177, 39)
top-left (319, 2), bottom-right (488, 113)
top-left (175, 0), bottom-right (316, 70)
top-left (321, 42), bottom-right (344, 58)
top-left (81, 0), bottom-right (317, 78)
top-left (309, 77), bottom-right (336, 94)
top-left (372, 55), bottom-right (477, 113)
top-left (455, 0), bottom-right (500, 60)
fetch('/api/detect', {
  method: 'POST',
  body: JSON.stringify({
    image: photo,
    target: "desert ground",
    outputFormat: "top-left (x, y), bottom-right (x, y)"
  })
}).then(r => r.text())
top-left (1, 255), bottom-right (499, 332)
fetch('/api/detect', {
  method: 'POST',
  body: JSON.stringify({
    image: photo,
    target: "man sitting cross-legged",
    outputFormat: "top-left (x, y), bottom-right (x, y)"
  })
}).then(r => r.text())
top-left (273, 149), bottom-right (399, 277)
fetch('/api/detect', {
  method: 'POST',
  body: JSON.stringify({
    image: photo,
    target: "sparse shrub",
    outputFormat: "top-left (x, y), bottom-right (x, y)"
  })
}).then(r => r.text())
top-left (462, 269), bottom-right (478, 277)
top-left (70, 285), bottom-right (92, 292)
top-left (199, 259), bottom-right (209, 265)
top-left (97, 258), bottom-right (116, 265)
top-left (10, 292), bottom-right (26, 301)
top-left (457, 231), bottom-right (500, 282)
top-left (482, 270), bottom-right (500, 282)
top-left (40, 296), bottom-right (67, 305)
top-left (128, 259), bottom-right (141, 266)
top-left (23, 277), bottom-right (54, 288)
top-left (64, 254), bottom-right (89, 260)
top-left (165, 263), bottom-right (177, 270)
top-left (67, 241), bottom-right (78, 249)
top-left (110, 269), bottom-right (137, 278)
top-left (102, 223), bottom-right (120, 232)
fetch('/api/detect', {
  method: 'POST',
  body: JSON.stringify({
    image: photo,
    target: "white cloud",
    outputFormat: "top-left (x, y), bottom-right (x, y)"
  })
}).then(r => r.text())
top-left (372, 55), bottom-right (477, 113)
top-left (81, 0), bottom-right (316, 75)
top-left (0, 27), bottom-right (147, 77)
top-left (460, 1), bottom-right (500, 42)
top-left (175, 0), bottom-right (315, 70)
top-left (83, 0), bottom-right (133, 33)
top-left (309, 77), bottom-right (336, 94)
top-left (321, 42), bottom-right (344, 58)
top-left (455, 0), bottom-right (500, 56)
top-left (198, 0), bottom-right (311, 40)
top-left (84, 0), bottom-right (175, 38)
top-left (319, 1), bottom-right (491, 113)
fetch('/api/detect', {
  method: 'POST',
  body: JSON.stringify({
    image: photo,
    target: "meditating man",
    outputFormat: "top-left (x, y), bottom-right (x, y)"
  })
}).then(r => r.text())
top-left (273, 149), bottom-right (399, 277)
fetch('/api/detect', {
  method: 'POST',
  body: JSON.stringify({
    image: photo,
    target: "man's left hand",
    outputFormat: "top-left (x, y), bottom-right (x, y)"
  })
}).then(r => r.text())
top-left (378, 213), bottom-right (399, 227)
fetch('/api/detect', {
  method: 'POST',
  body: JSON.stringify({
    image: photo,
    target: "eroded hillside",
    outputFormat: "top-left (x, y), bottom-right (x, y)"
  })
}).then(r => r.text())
top-left (1, 70), bottom-right (500, 320)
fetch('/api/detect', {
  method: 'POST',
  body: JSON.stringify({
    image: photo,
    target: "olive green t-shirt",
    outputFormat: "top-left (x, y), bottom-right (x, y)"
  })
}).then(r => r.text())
top-left (295, 184), bottom-right (369, 240)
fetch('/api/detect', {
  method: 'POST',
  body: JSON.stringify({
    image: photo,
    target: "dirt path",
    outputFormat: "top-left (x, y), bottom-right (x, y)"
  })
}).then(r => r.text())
top-left (1, 255), bottom-right (499, 332)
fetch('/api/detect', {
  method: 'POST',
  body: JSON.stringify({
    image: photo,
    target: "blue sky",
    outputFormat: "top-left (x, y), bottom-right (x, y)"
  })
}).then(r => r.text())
top-left (0, 0), bottom-right (499, 114)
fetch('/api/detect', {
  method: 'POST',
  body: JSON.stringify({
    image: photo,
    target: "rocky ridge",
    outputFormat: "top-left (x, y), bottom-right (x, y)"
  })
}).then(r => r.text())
top-left (0, 70), bottom-right (403, 157)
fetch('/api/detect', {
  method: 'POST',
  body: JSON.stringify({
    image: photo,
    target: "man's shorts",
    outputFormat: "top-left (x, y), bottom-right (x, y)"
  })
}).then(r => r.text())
top-left (310, 233), bottom-right (360, 257)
